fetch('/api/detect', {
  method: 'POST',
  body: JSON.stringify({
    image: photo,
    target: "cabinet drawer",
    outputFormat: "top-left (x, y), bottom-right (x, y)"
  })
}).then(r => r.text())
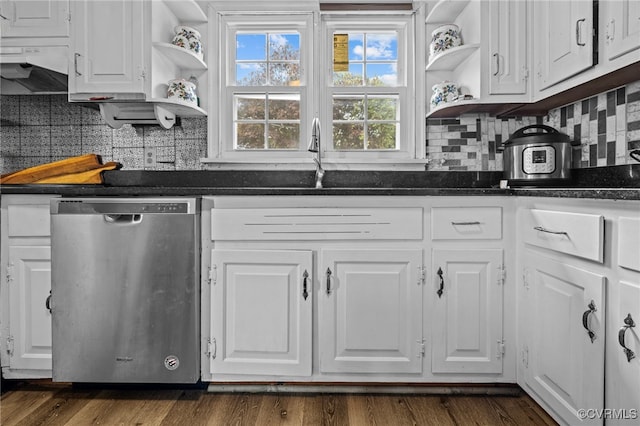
top-left (523, 209), bottom-right (604, 262)
top-left (211, 207), bottom-right (423, 240)
top-left (431, 207), bottom-right (502, 240)
top-left (618, 217), bottom-right (640, 272)
top-left (7, 203), bottom-right (51, 237)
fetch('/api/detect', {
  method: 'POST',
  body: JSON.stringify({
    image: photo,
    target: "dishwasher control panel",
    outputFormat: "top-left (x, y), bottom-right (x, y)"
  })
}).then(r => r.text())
top-left (52, 198), bottom-right (197, 215)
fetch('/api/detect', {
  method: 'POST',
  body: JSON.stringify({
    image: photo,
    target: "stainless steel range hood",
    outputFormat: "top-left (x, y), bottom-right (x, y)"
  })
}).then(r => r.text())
top-left (0, 46), bottom-right (68, 94)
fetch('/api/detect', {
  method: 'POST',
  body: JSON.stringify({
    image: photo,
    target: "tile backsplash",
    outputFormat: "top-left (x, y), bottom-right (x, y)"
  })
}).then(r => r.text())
top-left (0, 95), bottom-right (207, 174)
top-left (1, 80), bottom-right (639, 174)
top-left (426, 80), bottom-right (640, 171)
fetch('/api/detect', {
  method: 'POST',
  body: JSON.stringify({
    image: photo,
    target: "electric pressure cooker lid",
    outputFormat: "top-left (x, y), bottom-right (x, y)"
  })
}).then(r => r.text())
top-left (504, 124), bottom-right (571, 146)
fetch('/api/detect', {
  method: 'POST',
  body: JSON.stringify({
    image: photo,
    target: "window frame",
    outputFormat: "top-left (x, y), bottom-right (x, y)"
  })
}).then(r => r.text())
top-left (205, 3), bottom-right (425, 169)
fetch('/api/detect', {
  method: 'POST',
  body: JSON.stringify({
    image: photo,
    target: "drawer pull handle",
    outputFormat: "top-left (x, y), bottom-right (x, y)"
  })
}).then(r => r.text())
top-left (534, 226), bottom-right (568, 236)
top-left (582, 300), bottom-right (597, 343)
top-left (618, 313), bottom-right (636, 362)
top-left (302, 270), bottom-right (309, 300)
top-left (436, 267), bottom-right (444, 298)
top-left (451, 221), bottom-right (481, 226)
top-left (576, 18), bottom-right (586, 46)
top-left (326, 267), bottom-right (332, 295)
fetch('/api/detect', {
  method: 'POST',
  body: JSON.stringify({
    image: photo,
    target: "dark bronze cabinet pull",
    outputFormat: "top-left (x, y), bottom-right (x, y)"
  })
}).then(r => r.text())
top-left (45, 290), bottom-right (52, 313)
top-left (326, 268), bottom-right (332, 295)
top-left (582, 300), bottom-right (597, 343)
top-left (302, 270), bottom-right (309, 300)
top-left (618, 313), bottom-right (636, 362)
top-left (437, 267), bottom-right (444, 298)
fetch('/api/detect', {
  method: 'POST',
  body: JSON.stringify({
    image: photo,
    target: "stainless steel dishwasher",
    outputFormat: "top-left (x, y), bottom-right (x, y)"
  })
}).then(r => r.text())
top-left (50, 198), bottom-right (199, 383)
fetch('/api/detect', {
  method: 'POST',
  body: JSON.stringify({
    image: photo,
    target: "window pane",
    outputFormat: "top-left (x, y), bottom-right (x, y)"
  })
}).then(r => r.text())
top-left (333, 123), bottom-right (364, 150)
top-left (236, 34), bottom-right (266, 60)
top-left (334, 64), bottom-right (363, 86)
top-left (367, 123), bottom-right (398, 149)
top-left (333, 97), bottom-right (364, 120)
top-left (366, 34), bottom-right (397, 60)
top-left (366, 63), bottom-right (397, 86)
top-left (237, 63), bottom-right (266, 86)
top-left (367, 96), bottom-right (398, 120)
top-left (236, 96), bottom-right (265, 120)
top-left (268, 96), bottom-right (300, 120)
top-left (269, 34), bottom-right (300, 60)
top-left (268, 124), bottom-right (299, 149)
top-left (349, 33), bottom-right (364, 60)
top-left (268, 63), bottom-right (300, 85)
top-left (236, 123), bottom-right (265, 149)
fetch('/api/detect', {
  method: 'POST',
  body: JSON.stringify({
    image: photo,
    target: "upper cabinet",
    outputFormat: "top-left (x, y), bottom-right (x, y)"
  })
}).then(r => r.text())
top-left (483, 0), bottom-right (527, 97)
top-left (532, 0), bottom-right (595, 92)
top-left (426, 0), bottom-right (529, 118)
top-left (602, 0), bottom-right (640, 62)
top-left (0, 0), bottom-right (69, 38)
top-left (68, 0), bottom-right (208, 128)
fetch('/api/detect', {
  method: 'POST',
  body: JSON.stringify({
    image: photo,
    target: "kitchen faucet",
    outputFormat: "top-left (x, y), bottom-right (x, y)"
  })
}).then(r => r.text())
top-left (307, 118), bottom-right (324, 188)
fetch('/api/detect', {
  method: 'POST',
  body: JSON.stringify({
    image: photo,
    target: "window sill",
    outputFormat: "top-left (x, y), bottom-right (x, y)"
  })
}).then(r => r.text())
top-left (200, 157), bottom-right (427, 171)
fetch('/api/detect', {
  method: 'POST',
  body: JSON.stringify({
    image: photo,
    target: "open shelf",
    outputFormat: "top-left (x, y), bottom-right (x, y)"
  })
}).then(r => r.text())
top-left (426, 44), bottom-right (480, 71)
top-left (163, 0), bottom-right (207, 23)
top-left (150, 98), bottom-right (207, 116)
top-left (154, 42), bottom-right (207, 70)
top-left (426, 0), bottom-right (470, 24)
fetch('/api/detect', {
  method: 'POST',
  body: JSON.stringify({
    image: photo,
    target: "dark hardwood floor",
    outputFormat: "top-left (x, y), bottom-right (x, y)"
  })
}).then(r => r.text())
top-left (1, 380), bottom-right (558, 425)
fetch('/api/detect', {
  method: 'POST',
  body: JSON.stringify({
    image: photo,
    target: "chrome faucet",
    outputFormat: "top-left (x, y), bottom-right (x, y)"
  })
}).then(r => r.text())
top-left (307, 118), bottom-right (324, 188)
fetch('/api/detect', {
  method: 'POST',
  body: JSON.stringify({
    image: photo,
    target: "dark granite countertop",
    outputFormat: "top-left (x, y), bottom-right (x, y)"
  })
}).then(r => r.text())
top-left (2, 165), bottom-right (639, 200)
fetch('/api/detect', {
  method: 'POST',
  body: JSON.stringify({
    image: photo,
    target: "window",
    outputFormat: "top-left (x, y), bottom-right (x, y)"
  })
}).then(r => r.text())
top-left (207, 4), bottom-right (423, 168)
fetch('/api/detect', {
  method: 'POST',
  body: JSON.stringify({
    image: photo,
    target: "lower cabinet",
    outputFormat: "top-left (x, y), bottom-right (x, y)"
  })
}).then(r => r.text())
top-left (318, 249), bottom-right (424, 374)
top-left (431, 249), bottom-right (504, 374)
top-left (210, 249), bottom-right (313, 376)
top-left (1, 195), bottom-right (57, 379)
top-left (522, 250), bottom-right (606, 426)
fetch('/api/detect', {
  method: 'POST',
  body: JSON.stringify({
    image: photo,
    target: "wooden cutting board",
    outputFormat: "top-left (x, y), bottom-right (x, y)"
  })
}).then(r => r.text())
top-left (1, 154), bottom-right (105, 184)
top-left (32, 162), bottom-right (121, 184)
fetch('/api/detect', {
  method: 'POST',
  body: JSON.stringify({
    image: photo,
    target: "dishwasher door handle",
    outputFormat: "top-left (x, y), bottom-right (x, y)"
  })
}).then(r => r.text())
top-left (103, 214), bottom-right (143, 224)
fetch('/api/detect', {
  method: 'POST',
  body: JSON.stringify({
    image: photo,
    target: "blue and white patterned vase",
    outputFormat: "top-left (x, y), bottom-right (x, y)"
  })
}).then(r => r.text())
top-left (430, 81), bottom-right (459, 108)
top-left (429, 24), bottom-right (462, 59)
top-left (171, 26), bottom-right (203, 60)
top-left (167, 79), bottom-right (198, 105)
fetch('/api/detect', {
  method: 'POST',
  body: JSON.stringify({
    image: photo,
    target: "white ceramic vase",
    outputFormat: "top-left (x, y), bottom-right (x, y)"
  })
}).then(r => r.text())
top-left (430, 81), bottom-right (459, 108)
top-left (171, 26), bottom-right (203, 60)
top-left (429, 24), bottom-right (462, 59)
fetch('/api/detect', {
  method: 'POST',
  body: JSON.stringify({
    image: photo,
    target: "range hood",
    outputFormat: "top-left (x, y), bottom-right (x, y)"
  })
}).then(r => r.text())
top-left (0, 46), bottom-right (68, 94)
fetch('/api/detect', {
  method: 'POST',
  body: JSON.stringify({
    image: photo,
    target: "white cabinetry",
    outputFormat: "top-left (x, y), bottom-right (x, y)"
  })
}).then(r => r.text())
top-left (532, 0), bottom-right (595, 91)
top-left (522, 251), bottom-right (605, 426)
top-left (210, 249), bottom-right (312, 376)
top-left (602, 0), bottom-right (640, 62)
top-left (430, 205), bottom-right (507, 375)
top-left (319, 249), bottom-right (423, 374)
top-left (68, 0), bottom-right (208, 127)
top-left (201, 197), bottom-right (427, 382)
top-left (607, 216), bottom-right (640, 425)
top-left (69, 0), bottom-right (145, 95)
top-left (0, 195), bottom-right (57, 379)
top-left (482, 0), bottom-right (527, 98)
top-left (517, 198), bottom-right (640, 426)
top-left (0, 0), bottom-right (69, 38)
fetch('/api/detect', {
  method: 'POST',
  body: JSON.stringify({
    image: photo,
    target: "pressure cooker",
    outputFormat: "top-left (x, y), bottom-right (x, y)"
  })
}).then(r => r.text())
top-left (503, 124), bottom-right (578, 186)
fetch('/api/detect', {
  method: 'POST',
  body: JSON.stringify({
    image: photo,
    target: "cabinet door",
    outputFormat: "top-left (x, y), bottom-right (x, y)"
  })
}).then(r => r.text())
top-left (486, 0), bottom-right (527, 95)
top-left (604, 0), bottom-right (640, 61)
top-left (607, 279), bottom-right (640, 425)
top-left (431, 249), bottom-right (504, 374)
top-left (210, 249), bottom-right (312, 377)
top-left (523, 251), bottom-right (605, 426)
top-left (7, 246), bottom-right (52, 371)
top-left (319, 249), bottom-right (423, 374)
top-left (0, 0), bottom-right (69, 38)
top-left (69, 0), bottom-right (145, 94)
top-left (534, 0), bottom-right (594, 90)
